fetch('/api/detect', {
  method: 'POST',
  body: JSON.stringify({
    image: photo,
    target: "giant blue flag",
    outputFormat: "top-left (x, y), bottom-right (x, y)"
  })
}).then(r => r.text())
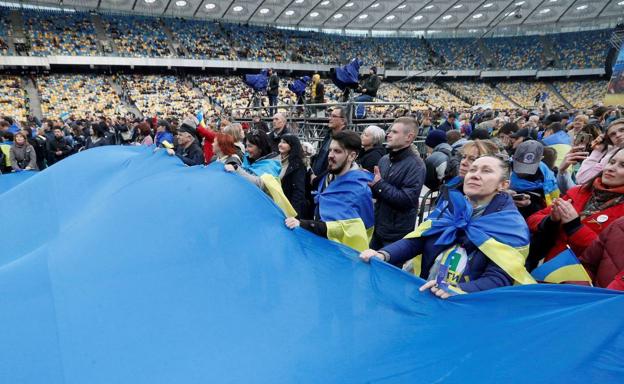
top-left (0, 146), bottom-right (623, 383)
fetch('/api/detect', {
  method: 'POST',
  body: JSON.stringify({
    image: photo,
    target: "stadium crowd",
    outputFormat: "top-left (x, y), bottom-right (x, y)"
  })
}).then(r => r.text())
top-left (2, 71), bottom-right (623, 296)
top-left (0, 8), bottom-right (613, 72)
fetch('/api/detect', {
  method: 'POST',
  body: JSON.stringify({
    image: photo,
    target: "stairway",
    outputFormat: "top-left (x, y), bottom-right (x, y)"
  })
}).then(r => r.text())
top-left (8, 9), bottom-right (28, 55)
top-left (545, 82), bottom-right (573, 109)
top-left (160, 19), bottom-right (184, 57)
top-left (539, 35), bottom-right (560, 70)
top-left (109, 76), bottom-right (142, 118)
top-left (477, 40), bottom-right (495, 69)
top-left (490, 83), bottom-right (523, 108)
top-left (23, 76), bottom-right (42, 119)
top-left (91, 13), bottom-right (115, 55)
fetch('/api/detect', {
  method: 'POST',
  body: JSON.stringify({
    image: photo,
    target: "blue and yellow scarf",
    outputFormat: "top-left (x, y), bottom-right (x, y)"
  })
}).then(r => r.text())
top-left (510, 161), bottom-right (560, 205)
top-left (406, 189), bottom-right (536, 290)
top-left (315, 170), bottom-right (374, 251)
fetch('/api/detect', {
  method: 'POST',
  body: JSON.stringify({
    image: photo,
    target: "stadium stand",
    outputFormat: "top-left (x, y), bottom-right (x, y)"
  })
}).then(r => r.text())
top-left (0, 75), bottom-right (28, 120)
top-left (24, 9), bottom-right (99, 56)
top-left (101, 14), bottom-right (172, 57)
top-left (37, 74), bottom-right (125, 119)
top-left (553, 80), bottom-right (610, 109)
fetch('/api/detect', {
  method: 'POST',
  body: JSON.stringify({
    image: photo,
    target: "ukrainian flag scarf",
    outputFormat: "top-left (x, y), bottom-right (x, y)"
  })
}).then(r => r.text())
top-left (406, 189), bottom-right (536, 286)
top-left (315, 170), bottom-right (374, 251)
top-left (510, 161), bottom-right (560, 205)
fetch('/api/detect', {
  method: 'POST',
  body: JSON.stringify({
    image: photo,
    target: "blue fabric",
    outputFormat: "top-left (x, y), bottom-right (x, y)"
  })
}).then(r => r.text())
top-left (316, 170), bottom-right (374, 228)
top-left (0, 170), bottom-right (37, 194)
top-left (242, 156), bottom-right (281, 177)
top-left (511, 161), bottom-right (559, 196)
top-left (426, 189), bottom-right (529, 249)
top-left (1, 146), bottom-right (623, 383)
top-left (542, 130), bottom-right (572, 146)
top-left (332, 58), bottom-right (362, 90)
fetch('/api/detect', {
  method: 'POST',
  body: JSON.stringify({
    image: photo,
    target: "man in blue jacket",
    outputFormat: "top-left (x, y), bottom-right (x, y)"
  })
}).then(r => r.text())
top-left (369, 117), bottom-right (425, 249)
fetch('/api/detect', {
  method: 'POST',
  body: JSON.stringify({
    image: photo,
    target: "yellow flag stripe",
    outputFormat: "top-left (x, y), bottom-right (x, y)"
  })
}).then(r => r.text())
top-left (260, 174), bottom-right (298, 218)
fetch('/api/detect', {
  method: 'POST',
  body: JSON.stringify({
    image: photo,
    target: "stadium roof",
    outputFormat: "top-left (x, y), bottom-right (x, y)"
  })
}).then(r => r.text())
top-left (12, 0), bottom-right (624, 32)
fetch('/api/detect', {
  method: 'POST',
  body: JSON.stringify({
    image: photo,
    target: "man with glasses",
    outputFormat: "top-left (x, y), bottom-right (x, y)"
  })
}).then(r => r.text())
top-left (311, 107), bottom-right (347, 179)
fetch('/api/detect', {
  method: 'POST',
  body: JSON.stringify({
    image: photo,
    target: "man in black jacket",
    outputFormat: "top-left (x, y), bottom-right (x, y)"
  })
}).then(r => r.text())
top-left (267, 68), bottom-right (279, 116)
top-left (166, 127), bottom-right (204, 166)
top-left (268, 112), bottom-right (290, 152)
top-left (46, 127), bottom-right (73, 165)
top-left (368, 117), bottom-right (425, 249)
top-left (354, 67), bottom-right (381, 118)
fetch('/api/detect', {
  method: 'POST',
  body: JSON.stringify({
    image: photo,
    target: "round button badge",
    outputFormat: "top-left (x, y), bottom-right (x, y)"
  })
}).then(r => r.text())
top-left (596, 214), bottom-right (609, 224)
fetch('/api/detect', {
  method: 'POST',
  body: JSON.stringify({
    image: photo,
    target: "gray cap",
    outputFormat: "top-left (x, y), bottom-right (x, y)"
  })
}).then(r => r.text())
top-left (513, 140), bottom-right (543, 175)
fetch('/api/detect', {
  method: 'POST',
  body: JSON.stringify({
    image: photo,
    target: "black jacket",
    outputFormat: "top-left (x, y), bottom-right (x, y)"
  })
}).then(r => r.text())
top-left (175, 141), bottom-right (204, 166)
top-left (267, 74), bottom-right (279, 96)
top-left (370, 147), bottom-right (426, 243)
top-left (357, 144), bottom-right (386, 173)
top-left (437, 120), bottom-right (454, 132)
top-left (281, 160), bottom-right (307, 218)
top-left (359, 74), bottom-right (381, 97)
top-left (46, 136), bottom-right (73, 165)
top-left (268, 127), bottom-right (290, 153)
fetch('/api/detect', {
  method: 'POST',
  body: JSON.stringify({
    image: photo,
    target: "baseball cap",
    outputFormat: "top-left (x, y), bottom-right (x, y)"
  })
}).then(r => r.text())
top-left (513, 140), bottom-right (544, 175)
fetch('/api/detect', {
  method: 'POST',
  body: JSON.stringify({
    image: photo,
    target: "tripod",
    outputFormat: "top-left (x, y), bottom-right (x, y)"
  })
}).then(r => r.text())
top-left (245, 90), bottom-right (266, 117)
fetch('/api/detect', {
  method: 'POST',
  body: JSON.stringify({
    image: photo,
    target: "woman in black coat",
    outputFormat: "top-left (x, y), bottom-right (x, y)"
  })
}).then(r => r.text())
top-left (278, 135), bottom-right (307, 219)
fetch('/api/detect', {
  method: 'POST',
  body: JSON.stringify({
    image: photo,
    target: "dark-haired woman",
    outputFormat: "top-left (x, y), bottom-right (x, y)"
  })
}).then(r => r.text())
top-left (278, 135), bottom-right (306, 218)
top-left (360, 155), bottom-right (535, 298)
top-left (575, 118), bottom-right (624, 184)
top-left (528, 147), bottom-right (624, 263)
top-left (225, 130), bottom-right (280, 177)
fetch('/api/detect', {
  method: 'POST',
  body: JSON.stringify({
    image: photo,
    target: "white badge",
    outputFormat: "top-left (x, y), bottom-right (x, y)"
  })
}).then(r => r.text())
top-left (596, 214), bottom-right (609, 223)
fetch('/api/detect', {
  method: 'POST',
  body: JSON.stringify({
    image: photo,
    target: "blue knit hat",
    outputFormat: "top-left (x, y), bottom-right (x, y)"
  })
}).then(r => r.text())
top-left (425, 129), bottom-right (447, 148)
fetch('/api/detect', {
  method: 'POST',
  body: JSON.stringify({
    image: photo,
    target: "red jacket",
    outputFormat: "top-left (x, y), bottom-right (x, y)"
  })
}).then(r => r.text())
top-left (196, 125), bottom-right (216, 164)
top-left (581, 217), bottom-right (624, 289)
top-left (527, 185), bottom-right (624, 261)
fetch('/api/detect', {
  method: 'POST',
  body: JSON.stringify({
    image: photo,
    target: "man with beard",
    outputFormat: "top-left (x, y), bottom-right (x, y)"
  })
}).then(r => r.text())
top-left (285, 130), bottom-right (374, 251)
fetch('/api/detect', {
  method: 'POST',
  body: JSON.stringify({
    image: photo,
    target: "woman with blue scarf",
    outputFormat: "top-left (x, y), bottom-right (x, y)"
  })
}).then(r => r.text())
top-left (360, 154), bottom-right (535, 299)
top-left (225, 130), bottom-right (281, 180)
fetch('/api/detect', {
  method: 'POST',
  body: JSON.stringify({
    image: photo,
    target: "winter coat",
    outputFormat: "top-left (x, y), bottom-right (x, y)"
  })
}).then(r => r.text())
top-left (527, 185), bottom-right (624, 262)
top-left (196, 125), bottom-right (216, 164)
top-left (381, 192), bottom-right (518, 293)
top-left (10, 143), bottom-right (37, 171)
top-left (267, 74), bottom-right (279, 96)
top-left (357, 144), bottom-right (386, 173)
top-left (371, 147), bottom-right (425, 243)
top-left (268, 127), bottom-right (290, 153)
top-left (581, 217), bottom-right (624, 289)
top-left (281, 159), bottom-right (307, 218)
top-left (175, 141), bottom-right (204, 166)
top-left (45, 136), bottom-right (73, 165)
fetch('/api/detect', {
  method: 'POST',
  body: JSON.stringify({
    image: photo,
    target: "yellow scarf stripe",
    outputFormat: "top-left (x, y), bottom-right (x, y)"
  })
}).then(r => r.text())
top-left (260, 174), bottom-right (298, 218)
top-left (542, 265), bottom-right (593, 284)
top-left (403, 220), bottom-right (535, 285)
top-left (478, 238), bottom-right (536, 285)
top-left (326, 218), bottom-right (370, 252)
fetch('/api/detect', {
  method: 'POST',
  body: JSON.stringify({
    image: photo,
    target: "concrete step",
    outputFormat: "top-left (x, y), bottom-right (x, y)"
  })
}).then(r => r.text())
top-left (160, 19), bottom-right (183, 57)
top-left (23, 76), bottom-right (42, 119)
top-left (546, 82), bottom-right (573, 109)
top-left (491, 83), bottom-right (523, 108)
top-left (91, 13), bottom-right (115, 55)
top-left (109, 76), bottom-right (142, 118)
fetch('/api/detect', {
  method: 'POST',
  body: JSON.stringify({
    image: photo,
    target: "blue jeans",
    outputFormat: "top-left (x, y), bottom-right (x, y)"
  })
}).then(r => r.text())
top-left (268, 95), bottom-right (278, 116)
top-left (354, 94), bottom-right (373, 118)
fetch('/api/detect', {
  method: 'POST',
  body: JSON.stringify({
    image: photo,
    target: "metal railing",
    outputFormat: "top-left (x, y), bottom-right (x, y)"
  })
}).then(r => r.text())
top-left (231, 99), bottom-right (429, 158)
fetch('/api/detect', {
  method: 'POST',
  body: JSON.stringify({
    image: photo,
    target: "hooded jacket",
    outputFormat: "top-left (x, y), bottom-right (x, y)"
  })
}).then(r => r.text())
top-left (10, 142), bottom-right (37, 171)
top-left (424, 142), bottom-right (452, 191)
